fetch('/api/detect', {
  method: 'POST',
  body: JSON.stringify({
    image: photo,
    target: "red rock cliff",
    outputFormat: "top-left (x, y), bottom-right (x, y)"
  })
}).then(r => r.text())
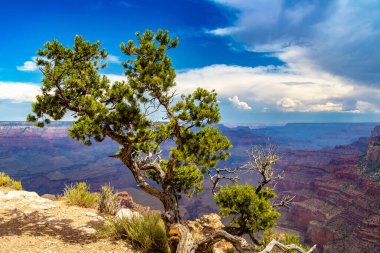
top-left (276, 127), bottom-right (380, 253)
top-left (366, 126), bottom-right (380, 164)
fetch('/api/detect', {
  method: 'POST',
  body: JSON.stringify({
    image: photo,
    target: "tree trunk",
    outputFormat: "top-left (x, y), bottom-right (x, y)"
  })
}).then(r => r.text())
top-left (161, 184), bottom-right (181, 225)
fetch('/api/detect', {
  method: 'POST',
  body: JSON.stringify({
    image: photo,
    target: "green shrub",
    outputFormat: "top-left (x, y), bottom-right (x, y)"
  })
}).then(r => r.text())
top-left (63, 182), bottom-right (97, 208)
top-left (98, 214), bottom-right (169, 253)
top-left (0, 172), bottom-right (22, 190)
top-left (98, 184), bottom-right (118, 215)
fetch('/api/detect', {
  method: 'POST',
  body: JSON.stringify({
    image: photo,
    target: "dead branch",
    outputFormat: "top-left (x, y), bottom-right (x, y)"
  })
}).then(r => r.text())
top-left (244, 144), bottom-right (282, 194)
top-left (272, 195), bottom-right (295, 208)
top-left (135, 150), bottom-right (166, 180)
top-left (208, 167), bottom-right (240, 195)
top-left (186, 228), bottom-right (317, 253)
top-left (258, 239), bottom-right (317, 253)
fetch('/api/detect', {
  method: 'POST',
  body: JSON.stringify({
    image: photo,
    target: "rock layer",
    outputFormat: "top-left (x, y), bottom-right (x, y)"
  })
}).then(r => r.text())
top-left (276, 129), bottom-right (380, 253)
top-left (366, 126), bottom-right (380, 164)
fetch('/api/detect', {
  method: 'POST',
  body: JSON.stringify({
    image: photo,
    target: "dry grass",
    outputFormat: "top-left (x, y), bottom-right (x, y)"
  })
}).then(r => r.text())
top-left (63, 182), bottom-right (97, 208)
top-left (0, 171), bottom-right (22, 190)
top-left (97, 214), bottom-right (169, 253)
top-left (98, 184), bottom-right (118, 215)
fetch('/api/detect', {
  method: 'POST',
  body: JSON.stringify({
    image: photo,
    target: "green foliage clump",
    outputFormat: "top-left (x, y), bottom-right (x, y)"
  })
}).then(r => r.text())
top-left (215, 184), bottom-right (280, 233)
top-left (0, 172), bottom-right (22, 190)
top-left (97, 214), bottom-right (169, 253)
top-left (98, 184), bottom-right (118, 215)
top-left (256, 229), bottom-right (311, 252)
top-left (64, 182), bottom-right (97, 208)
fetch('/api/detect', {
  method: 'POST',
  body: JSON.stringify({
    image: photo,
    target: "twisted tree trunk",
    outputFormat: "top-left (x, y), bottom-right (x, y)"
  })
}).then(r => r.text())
top-left (168, 224), bottom-right (317, 253)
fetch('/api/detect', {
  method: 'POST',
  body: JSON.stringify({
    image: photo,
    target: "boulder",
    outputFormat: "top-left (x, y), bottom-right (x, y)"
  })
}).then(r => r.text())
top-left (0, 190), bottom-right (56, 210)
top-left (117, 191), bottom-right (134, 209)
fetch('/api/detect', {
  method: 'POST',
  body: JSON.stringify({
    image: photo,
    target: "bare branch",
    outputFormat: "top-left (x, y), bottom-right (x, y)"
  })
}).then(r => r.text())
top-left (244, 144), bottom-right (282, 194)
top-left (258, 239), bottom-right (317, 253)
top-left (193, 230), bottom-right (317, 253)
top-left (208, 167), bottom-right (240, 195)
top-left (135, 150), bottom-right (166, 181)
top-left (272, 195), bottom-right (295, 208)
top-left (193, 229), bottom-right (256, 252)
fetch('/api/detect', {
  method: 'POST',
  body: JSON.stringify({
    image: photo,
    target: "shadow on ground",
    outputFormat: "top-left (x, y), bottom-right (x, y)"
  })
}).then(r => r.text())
top-left (0, 208), bottom-right (99, 244)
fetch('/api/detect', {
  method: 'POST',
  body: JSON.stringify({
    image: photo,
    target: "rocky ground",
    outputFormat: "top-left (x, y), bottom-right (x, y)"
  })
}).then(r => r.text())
top-left (0, 187), bottom-right (137, 253)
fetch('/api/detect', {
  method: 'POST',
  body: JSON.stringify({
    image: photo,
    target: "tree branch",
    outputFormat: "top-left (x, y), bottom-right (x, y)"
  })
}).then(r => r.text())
top-left (243, 144), bottom-right (282, 194)
top-left (118, 147), bottom-right (164, 200)
top-left (258, 239), bottom-right (317, 253)
top-left (208, 167), bottom-right (240, 195)
top-left (272, 195), bottom-right (295, 208)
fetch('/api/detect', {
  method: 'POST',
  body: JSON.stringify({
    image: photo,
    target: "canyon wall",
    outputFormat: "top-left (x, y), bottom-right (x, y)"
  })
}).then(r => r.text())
top-left (276, 130), bottom-right (380, 252)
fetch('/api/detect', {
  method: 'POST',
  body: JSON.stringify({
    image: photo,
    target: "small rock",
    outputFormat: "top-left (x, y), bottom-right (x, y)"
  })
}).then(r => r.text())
top-left (116, 208), bottom-right (141, 220)
top-left (85, 212), bottom-right (98, 217)
top-left (41, 194), bottom-right (57, 201)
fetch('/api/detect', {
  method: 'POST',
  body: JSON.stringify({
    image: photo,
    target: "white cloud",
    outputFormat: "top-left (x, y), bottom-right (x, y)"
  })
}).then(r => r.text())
top-left (0, 82), bottom-right (40, 102)
top-left (16, 57), bottom-right (38, 72)
top-left (228, 96), bottom-right (252, 110)
top-left (105, 74), bottom-right (128, 83)
top-left (277, 98), bottom-right (302, 112)
top-left (175, 61), bottom-right (380, 113)
top-left (210, 0), bottom-right (380, 87)
top-left (95, 57), bottom-right (380, 113)
top-left (107, 54), bottom-right (121, 64)
top-left (207, 27), bottom-right (242, 36)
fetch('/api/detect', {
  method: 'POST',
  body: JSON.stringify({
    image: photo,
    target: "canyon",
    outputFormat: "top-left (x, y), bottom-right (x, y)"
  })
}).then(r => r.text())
top-left (276, 127), bottom-right (380, 252)
top-left (0, 122), bottom-right (379, 252)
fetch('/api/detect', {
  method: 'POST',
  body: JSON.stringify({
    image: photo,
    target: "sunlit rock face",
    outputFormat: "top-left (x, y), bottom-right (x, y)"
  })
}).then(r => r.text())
top-left (276, 127), bottom-right (380, 253)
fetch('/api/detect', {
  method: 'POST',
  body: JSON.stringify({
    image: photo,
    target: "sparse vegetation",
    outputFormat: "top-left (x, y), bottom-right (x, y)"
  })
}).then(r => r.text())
top-left (0, 172), bottom-right (22, 190)
top-left (63, 182), bottom-right (97, 208)
top-left (98, 184), bottom-right (118, 215)
top-left (98, 214), bottom-right (169, 253)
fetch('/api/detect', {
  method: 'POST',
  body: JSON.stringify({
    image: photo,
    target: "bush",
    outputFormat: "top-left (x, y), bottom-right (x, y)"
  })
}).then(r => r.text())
top-left (0, 172), bottom-right (22, 190)
top-left (63, 182), bottom-right (97, 208)
top-left (98, 184), bottom-right (118, 215)
top-left (98, 214), bottom-right (169, 253)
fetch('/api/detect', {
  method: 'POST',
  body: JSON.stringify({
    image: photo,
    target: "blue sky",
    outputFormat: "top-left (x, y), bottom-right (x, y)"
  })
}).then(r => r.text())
top-left (1, 0), bottom-right (380, 124)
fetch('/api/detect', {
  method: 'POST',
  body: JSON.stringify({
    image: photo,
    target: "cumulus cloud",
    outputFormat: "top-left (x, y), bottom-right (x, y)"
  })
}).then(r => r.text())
top-left (210, 0), bottom-right (380, 87)
top-left (175, 62), bottom-right (380, 113)
top-left (0, 82), bottom-right (40, 102)
top-left (16, 57), bottom-right (38, 72)
top-left (228, 96), bottom-right (252, 110)
top-left (93, 55), bottom-right (380, 113)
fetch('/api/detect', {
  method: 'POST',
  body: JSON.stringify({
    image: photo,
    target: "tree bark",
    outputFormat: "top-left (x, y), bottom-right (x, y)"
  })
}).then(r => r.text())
top-left (161, 184), bottom-right (181, 225)
top-left (168, 224), bottom-right (318, 253)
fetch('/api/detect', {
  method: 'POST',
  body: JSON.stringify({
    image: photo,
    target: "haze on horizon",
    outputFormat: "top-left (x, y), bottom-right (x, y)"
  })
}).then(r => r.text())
top-left (1, 0), bottom-right (379, 124)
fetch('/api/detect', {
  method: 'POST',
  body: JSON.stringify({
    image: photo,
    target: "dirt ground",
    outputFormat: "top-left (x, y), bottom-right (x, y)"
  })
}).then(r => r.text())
top-left (0, 188), bottom-right (138, 253)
